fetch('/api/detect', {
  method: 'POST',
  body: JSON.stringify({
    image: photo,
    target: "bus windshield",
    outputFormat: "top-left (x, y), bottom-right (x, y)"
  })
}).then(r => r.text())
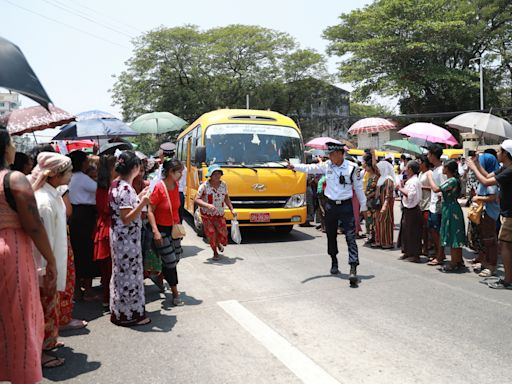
top-left (205, 124), bottom-right (303, 166)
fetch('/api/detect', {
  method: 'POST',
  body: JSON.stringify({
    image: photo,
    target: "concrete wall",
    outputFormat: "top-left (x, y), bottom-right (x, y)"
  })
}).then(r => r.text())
top-left (356, 129), bottom-right (402, 149)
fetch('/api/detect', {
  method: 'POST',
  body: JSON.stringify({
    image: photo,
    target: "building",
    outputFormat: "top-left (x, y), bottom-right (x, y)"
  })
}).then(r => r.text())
top-left (0, 92), bottom-right (20, 116)
top-left (285, 78), bottom-right (350, 140)
top-left (355, 129), bottom-right (403, 150)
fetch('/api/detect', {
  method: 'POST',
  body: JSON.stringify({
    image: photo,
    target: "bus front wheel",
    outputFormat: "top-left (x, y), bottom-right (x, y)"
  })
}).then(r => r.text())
top-left (274, 225), bottom-right (293, 234)
top-left (194, 207), bottom-right (205, 237)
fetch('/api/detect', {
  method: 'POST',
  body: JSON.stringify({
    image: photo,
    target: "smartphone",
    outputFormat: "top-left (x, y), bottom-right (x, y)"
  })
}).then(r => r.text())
top-left (468, 150), bottom-right (476, 157)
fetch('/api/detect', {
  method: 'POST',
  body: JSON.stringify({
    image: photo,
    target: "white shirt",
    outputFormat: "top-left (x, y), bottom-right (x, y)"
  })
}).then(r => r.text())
top-left (69, 171), bottom-right (97, 205)
top-left (34, 183), bottom-right (68, 291)
top-left (294, 160), bottom-right (367, 211)
top-left (429, 165), bottom-right (447, 214)
top-left (179, 165), bottom-right (187, 193)
top-left (402, 175), bottom-right (421, 209)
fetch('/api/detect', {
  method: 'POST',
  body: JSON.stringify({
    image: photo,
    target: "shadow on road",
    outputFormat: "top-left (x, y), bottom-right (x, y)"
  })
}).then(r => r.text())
top-left (301, 273), bottom-right (375, 284)
top-left (203, 255), bottom-right (244, 265)
top-left (181, 245), bottom-right (204, 258)
top-left (236, 227), bottom-right (317, 244)
top-left (43, 346), bottom-right (101, 381)
top-left (129, 309), bottom-right (177, 333)
top-left (161, 290), bottom-right (203, 311)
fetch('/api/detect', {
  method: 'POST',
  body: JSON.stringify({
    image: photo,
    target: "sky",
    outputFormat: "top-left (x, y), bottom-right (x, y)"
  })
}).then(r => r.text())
top-left (1, 0), bottom-right (375, 122)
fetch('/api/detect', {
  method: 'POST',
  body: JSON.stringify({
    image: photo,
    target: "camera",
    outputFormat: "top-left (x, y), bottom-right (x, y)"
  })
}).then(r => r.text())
top-left (468, 150), bottom-right (476, 157)
top-left (339, 175), bottom-right (346, 185)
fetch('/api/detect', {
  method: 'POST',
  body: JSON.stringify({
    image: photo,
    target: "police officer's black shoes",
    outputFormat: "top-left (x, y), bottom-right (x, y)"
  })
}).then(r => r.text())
top-left (330, 258), bottom-right (339, 275)
top-left (349, 264), bottom-right (358, 286)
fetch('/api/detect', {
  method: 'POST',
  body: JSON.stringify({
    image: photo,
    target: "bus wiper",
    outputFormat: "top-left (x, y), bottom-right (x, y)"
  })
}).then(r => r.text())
top-left (239, 163), bottom-right (258, 173)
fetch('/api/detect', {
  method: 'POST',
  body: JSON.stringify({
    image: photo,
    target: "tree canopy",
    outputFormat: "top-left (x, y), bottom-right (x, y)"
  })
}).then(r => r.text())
top-left (324, 0), bottom-right (512, 114)
top-left (112, 24), bottom-right (329, 125)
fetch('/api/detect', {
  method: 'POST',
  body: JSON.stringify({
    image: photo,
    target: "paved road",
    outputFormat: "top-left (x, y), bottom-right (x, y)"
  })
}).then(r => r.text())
top-left (43, 208), bottom-right (512, 384)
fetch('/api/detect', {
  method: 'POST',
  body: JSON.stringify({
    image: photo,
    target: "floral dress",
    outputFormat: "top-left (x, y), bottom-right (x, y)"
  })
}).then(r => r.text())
top-left (440, 177), bottom-right (466, 248)
top-left (109, 179), bottom-right (146, 326)
top-left (197, 180), bottom-right (229, 249)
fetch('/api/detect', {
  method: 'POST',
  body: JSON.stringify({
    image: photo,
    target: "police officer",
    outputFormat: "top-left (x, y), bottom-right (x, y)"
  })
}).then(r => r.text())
top-left (288, 142), bottom-right (367, 285)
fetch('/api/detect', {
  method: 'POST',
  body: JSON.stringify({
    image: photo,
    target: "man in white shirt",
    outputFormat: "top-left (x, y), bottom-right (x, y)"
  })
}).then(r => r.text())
top-left (288, 143), bottom-right (367, 286)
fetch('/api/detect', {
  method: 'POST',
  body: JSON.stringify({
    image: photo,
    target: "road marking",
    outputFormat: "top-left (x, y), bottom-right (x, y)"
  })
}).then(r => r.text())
top-left (218, 300), bottom-right (341, 384)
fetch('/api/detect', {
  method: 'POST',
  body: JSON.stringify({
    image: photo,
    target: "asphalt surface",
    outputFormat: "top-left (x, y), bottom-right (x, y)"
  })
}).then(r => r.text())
top-left (43, 205), bottom-right (512, 384)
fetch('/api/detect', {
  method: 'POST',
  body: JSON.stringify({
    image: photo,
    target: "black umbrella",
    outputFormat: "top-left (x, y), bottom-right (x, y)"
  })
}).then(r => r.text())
top-left (98, 141), bottom-right (133, 155)
top-left (0, 36), bottom-right (52, 110)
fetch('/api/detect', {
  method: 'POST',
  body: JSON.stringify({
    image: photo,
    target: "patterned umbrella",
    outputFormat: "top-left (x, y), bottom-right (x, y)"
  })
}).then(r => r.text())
top-left (398, 123), bottom-right (458, 146)
top-left (0, 105), bottom-right (75, 135)
top-left (348, 117), bottom-right (396, 135)
top-left (0, 36), bottom-right (52, 110)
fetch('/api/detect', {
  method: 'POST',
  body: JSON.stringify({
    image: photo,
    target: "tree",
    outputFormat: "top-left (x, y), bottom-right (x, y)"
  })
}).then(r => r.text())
top-left (111, 25), bottom-right (329, 126)
top-left (349, 102), bottom-right (393, 117)
top-left (323, 0), bottom-right (512, 114)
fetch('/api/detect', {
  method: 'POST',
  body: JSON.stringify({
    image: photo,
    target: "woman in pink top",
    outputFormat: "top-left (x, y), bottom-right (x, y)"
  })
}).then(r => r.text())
top-left (0, 130), bottom-right (59, 379)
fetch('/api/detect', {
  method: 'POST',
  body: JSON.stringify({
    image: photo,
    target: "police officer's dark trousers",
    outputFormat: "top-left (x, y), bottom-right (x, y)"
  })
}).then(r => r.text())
top-left (325, 199), bottom-right (359, 266)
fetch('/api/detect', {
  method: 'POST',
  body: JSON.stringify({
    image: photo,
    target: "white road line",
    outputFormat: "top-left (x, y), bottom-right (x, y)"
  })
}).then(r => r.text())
top-left (218, 300), bottom-right (341, 384)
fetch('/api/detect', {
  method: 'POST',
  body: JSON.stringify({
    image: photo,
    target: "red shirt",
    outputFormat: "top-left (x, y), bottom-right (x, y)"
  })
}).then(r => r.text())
top-left (150, 181), bottom-right (180, 226)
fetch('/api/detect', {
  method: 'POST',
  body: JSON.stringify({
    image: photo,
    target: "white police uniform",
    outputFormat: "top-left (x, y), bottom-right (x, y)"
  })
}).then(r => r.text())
top-left (293, 157), bottom-right (367, 276)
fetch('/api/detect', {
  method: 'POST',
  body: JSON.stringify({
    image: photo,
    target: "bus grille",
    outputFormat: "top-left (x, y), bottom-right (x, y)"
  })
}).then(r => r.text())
top-left (230, 196), bottom-right (289, 209)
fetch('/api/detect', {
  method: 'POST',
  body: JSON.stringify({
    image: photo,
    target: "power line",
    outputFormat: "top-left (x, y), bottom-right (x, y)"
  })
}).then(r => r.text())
top-left (41, 0), bottom-right (135, 39)
top-left (69, 0), bottom-right (144, 34)
top-left (2, 0), bottom-right (130, 49)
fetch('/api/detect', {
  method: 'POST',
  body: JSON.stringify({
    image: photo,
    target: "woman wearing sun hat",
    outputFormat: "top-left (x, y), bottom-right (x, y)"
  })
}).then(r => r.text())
top-left (194, 164), bottom-right (237, 260)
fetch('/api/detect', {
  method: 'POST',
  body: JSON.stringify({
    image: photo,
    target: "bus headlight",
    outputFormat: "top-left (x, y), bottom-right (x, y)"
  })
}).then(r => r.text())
top-left (285, 193), bottom-right (305, 208)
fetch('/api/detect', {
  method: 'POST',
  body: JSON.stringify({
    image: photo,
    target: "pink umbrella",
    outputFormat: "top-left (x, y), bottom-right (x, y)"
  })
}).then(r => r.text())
top-left (348, 117), bottom-right (396, 135)
top-left (305, 137), bottom-right (342, 150)
top-left (398, 123), bottom-right (458, 146)
top-left (0, 105), bottom-right (75, 136)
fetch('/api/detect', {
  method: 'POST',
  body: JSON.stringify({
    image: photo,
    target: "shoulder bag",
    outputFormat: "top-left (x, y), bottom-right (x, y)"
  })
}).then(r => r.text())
top-left (467, 200), bottom-right (484, 225)
top-left (3, 171), bottom-right (17, 212)
top-left (161, 181), bottom-right (186, 239)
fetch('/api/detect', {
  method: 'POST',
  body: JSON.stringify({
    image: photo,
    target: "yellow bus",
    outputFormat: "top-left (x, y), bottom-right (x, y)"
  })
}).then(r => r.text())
top-left (176, 109), bottom-right (307, 235)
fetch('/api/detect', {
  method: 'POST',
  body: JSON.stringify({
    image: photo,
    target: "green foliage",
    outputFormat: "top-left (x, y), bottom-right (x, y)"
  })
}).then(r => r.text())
top-left (350, 102), bottom-right (393, 117)
top-left (324, 0), bottom-right (512, 114)
top-left (112, 25), bottom-right (330, 125)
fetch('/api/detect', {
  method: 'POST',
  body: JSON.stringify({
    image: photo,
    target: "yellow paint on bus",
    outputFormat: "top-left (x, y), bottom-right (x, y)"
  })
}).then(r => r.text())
top-left (176, 109), bottom-right (307, 234)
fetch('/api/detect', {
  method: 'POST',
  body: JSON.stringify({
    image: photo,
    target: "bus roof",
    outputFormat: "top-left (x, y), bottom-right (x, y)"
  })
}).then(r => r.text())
top-left (178, 109), bottom-right (299, 139)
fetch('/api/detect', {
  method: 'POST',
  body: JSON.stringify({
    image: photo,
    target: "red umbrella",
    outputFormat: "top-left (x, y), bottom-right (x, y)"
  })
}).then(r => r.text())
top-left (0, 105), bottom-right (75, 136)
top-left (348, 117), bottom-right (396, 135)
top-left (305, 137), bottom-right (343, 150)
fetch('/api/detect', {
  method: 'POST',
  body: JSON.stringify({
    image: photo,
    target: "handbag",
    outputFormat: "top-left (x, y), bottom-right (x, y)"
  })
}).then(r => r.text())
top-left (154, 233), bottom-right (182, 269)
top-left (468, 200), bottom-right (484, 225)
top-left (161, 181), bottom-right (186, 239)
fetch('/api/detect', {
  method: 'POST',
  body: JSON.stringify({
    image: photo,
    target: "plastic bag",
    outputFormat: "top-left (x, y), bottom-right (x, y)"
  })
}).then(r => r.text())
top-left (231, 218), bottom-right (242, 244)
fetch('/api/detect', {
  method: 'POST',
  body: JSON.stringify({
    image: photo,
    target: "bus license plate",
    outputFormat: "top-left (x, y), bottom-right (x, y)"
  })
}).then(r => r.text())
top-left (250, 213), bottom-right (270, 223)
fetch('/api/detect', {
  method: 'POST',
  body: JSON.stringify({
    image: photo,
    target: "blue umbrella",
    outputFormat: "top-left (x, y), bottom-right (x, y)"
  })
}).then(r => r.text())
top-left (76, 110), bottom-right (117, 121)
top-left (52, 118), bottom-right (138, 140)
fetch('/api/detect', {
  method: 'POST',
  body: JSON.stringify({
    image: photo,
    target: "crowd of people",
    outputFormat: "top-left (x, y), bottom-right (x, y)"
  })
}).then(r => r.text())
top-left (0, 128), bottom-right (239, 383)
top-left (2, 123), bottom-right (512, 383)
top-left (301, 141), bottom-right (512, 288)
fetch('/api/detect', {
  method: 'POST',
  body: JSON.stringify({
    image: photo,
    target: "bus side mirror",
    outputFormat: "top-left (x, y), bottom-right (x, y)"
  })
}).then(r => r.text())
top-left (305, 152), bottom-right (313, 164)
top-left (195, 146), bottom-right (206, 164)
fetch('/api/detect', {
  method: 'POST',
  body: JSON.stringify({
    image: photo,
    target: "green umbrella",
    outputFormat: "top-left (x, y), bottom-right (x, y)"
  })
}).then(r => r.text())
top-left (384, 139), bottom-right (425, 155)
top-left (130, 112), bottom-right (187, 134)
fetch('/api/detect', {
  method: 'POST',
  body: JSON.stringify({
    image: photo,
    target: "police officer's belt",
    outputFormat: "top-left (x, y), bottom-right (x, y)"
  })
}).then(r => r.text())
top-left (327, 198), bottom-right (352, 205)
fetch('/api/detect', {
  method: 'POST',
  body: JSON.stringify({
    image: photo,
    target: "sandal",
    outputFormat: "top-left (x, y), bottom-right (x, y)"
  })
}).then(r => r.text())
top-left (44, 341), bottom-right (64, 351)
top-left (172, 298), bottom-right (185, 306)
top-left (440, 263), bottom-right (466, 273)
top-left (478, 268), bottom-right (495, 277)
top-left (42, 354), bottom-right (65, 369)
top-left (217, 244), bottom-right (224, 252)
top-left (427, 259), bottom-right (442, 266)
top-left (370, 243), bottom-right (381, 248)
top-left (59, 319), bottom-right (88, 331)
top-left (132, 317), bottom-right (151, 327)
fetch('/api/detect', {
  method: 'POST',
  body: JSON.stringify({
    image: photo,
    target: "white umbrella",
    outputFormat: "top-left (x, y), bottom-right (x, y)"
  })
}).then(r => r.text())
top-left (446, 112), bottom-right (512, 141)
